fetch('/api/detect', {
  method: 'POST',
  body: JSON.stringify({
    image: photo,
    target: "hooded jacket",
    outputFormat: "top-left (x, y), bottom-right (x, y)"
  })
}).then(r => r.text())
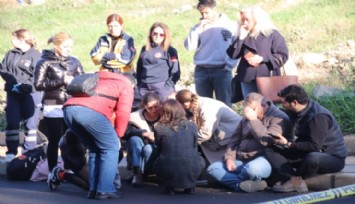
top-left (34, 49), bottom-right (84, 105)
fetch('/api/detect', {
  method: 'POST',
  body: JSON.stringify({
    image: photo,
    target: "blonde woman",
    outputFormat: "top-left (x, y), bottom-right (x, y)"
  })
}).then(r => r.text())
top-left (175, 89), bottom-right (242, 165)
top-left (0, 29), bottom-right (42, 162)
top-left (136, 22), bottom-right (180, 101)
top-left (34, 32), bottom-right (84, 188)
top-left (227, 5), bottom-right (289, 98)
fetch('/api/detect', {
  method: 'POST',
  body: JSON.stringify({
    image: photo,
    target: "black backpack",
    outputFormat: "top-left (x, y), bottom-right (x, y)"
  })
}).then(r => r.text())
top-left (66, 73), bottom-right (99, 97)
top-left (6, 146), bottom-right (46, 181)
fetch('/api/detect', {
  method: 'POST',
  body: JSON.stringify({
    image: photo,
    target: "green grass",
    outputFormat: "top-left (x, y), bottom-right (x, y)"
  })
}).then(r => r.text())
top-left (1, 0), bottom-right (354, 73)
top-left (311, 90), bottom-right (355, 133)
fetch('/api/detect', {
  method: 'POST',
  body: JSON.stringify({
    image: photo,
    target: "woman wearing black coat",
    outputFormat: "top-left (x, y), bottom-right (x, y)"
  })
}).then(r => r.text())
top-left (154, 99), bottom-right (205, 195)
top-left (34, 32), bottom-right (84, 183)
top-left (227, 5), bottom-right (289, 99)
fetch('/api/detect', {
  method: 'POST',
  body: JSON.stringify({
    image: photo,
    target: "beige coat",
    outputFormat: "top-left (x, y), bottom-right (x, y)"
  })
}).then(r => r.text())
top-left (196, 97), bottom-right (242, 164)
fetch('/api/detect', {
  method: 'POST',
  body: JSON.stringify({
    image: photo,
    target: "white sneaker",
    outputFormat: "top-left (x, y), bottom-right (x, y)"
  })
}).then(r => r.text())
top-left (0, 154), bottom-right (16, 163)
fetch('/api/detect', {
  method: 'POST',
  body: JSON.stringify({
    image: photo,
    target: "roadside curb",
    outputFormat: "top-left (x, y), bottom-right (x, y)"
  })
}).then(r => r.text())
top-left (259, 184), bottom-right (355, 204)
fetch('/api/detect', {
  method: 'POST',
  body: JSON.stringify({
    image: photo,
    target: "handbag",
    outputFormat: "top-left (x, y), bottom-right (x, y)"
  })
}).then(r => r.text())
top-left (256, 65), bottom-right (298, 103)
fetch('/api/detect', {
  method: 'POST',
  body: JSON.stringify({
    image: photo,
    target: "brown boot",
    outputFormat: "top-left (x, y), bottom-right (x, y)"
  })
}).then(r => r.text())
top-left (272, 176), bottom-right (308, 193)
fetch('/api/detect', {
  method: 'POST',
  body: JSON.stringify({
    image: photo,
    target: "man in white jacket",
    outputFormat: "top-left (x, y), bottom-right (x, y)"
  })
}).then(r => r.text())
top-left (184, 0), bottom-right (238, 107)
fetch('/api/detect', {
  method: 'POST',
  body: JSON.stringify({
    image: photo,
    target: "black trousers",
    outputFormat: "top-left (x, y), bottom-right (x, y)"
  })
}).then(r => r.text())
top-left (265, 146), bottom-right (345, 180)
top-left (44, 117), bottom-right (67, 171)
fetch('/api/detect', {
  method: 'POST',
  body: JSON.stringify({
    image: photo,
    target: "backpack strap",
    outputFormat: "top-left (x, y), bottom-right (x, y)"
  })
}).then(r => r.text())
top-left (97, 93), bottom-right (118, 101)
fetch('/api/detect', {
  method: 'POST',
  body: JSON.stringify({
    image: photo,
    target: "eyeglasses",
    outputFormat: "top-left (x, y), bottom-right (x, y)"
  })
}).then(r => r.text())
top-left (152, 32), bottom-right (165, 38)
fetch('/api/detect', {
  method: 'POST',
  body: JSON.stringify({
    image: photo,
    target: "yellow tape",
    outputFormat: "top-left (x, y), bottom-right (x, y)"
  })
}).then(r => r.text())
top-left (259, 184), bottom-right (355, 204)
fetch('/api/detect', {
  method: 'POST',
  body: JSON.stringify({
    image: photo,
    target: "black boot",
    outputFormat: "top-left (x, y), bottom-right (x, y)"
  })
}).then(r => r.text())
top-left (132, 167), bottom-right (143, 187)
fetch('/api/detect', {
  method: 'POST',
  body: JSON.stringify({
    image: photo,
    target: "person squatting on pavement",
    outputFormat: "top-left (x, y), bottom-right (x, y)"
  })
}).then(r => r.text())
top-left (175, 89), bottom-right (242, 165)
top-left (266, 84), bottom-right (348, 193)
top-left (63, 71), bottom-right (134, 200)
top-left (153, 99), bottom-right (205, 195)
top-left (123, 92), bottom-right (161, 187)
top-left (0, 29), bottom-right (42, 162)
top-left (207, 92), bottom-right (292, 193)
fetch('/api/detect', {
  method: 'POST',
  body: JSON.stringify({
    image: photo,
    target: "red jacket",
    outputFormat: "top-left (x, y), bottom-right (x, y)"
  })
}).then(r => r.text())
top-left (64, 71), bottom-right (134, 137)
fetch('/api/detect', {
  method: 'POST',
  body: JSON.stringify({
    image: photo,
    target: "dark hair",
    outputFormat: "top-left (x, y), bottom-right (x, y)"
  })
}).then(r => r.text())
top-left (106, 13), bottom-right (124, 25)
top-left (140, 92), bottom-right (161, 107)
top-left (277, 84), bottom-right (309, 105)
top-left (197, 0), bottom-right (216, 10)
top-left (158, 99), bottom-right (187, 131)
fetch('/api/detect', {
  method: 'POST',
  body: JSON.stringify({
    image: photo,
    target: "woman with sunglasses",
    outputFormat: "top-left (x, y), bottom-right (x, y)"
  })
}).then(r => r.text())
top-left (136, 22), bottom-right (180, 101)
top-left (123, 92), bottom-right (161, 187)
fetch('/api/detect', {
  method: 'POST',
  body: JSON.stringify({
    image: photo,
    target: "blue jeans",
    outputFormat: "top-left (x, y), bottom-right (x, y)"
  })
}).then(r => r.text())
top-left (63, 106), bottom-right (119, 193)
top-left (240, 82), bottom-right (258, 99)
top-left (194, 66), bottom-right (232, 107)
top-left (127, 136), bottom-right (156, 173)
top-left (207, 156), bottom-right (271, 191)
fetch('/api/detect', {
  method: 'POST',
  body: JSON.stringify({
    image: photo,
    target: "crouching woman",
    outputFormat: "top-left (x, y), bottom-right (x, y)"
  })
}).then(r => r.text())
top-left (153, 99), bottom-right (205, 195)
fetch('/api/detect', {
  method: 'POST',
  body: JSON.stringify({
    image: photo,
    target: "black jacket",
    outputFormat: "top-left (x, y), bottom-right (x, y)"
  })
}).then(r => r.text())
top-left (0, 47), bottom-right (41, 93)
top-left (287, 100), bottom-right (347, 158)
top-left (227, 30), bottom-right (288, 83)
top-left (34, 49), bottom-right (84, 105)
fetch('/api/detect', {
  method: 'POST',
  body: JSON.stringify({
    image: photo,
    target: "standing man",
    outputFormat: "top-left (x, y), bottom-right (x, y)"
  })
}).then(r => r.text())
top-left (184, 0), bottom-right (238, 107)
top-left (267, 85), bottom-right (347, 193)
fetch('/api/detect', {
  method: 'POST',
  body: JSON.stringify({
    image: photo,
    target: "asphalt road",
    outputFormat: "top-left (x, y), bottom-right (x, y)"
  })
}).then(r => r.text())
top-left (0, 176), bottom-right (354, 204)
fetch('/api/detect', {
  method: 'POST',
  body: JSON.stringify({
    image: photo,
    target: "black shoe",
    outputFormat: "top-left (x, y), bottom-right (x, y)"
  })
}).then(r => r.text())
top-left (132, 174), bottom-right (143, 187)
top-left (87, 191), bottom-right (96, 199)
top-left (164, 186), bottom-right (175, 195)
top-left (184, 187), bottom-right (195, 194)
top-left (95, 191), bottom-right (122, 200)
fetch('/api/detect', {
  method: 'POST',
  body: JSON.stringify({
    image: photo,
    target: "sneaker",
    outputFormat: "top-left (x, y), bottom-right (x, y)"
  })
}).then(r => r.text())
top-left (272, 177), bottom-right (308, 193)
top-left (239, 180), bottom-right (267, 193)
top-left (47, 166), bottom-right (63, 190)
top-left (0, 154), bottom-right (16, 163)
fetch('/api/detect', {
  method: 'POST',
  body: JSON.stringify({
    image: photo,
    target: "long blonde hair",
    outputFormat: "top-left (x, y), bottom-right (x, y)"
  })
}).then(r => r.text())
top-left (239, 5), bottom-right (277, 38)
top-left (12, 29), bottom-right (36, 48)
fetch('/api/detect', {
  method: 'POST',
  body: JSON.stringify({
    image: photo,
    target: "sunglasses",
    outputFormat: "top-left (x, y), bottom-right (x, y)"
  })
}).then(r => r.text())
top-left (152, 32), bottom-right (165, 38)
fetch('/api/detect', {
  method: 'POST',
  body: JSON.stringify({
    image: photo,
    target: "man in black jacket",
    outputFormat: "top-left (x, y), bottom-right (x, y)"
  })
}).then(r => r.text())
top-left (266, 85), bottom-right (347, 193)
